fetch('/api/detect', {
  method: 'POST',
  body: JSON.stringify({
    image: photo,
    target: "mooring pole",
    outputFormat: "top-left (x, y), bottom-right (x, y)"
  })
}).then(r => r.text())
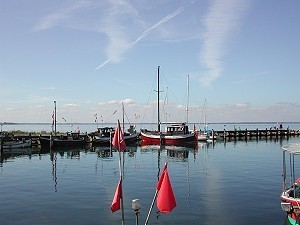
top-left (0, 136), bottom-right (3, 157)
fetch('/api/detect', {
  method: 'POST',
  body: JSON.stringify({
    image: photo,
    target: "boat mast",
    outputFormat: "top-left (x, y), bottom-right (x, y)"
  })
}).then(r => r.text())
top-left (157, 66), bottom-right (160, 132)
top-left (186, 74), bottom-right (189, 124)
top-left (122, 102), bottom-right (125, 133)
top-left (54, 100), bottom-right (57, 136)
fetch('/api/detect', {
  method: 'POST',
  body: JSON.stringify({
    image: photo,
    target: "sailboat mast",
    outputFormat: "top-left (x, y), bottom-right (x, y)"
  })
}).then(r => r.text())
top-left (54, 100), bottom-right (57, 136)
top-left (157, 66), bottom-right (160, 132)
top-left (122, 102), bottom-right (125, 133)
top-left (186, 74), bottom-right (189, 124)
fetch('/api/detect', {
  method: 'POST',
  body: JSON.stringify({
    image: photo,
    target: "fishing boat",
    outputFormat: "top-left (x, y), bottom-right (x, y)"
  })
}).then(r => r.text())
top-left (39, 101), bottom-right (86, 149)
top-left (140, 66), bottom-right (197, 146)
top-left (280, 143), bottom-right (300, 225)
top-left (40, 132), bottom-right (86, 149)
top-left (92, 127), bottom-right (115, 145)
top-left (2, 139), bottom-right (32, 149)
top-left (92, 126), bottom-right (138, 146)
top-left (92, 103), bottom-right (138, 146)
top-left (141, 122), bottom-right (197, 145)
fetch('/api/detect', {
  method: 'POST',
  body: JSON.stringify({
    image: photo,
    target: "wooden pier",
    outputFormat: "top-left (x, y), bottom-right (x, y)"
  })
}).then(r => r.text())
top-left (1, 128), bottom-right (300, 148)
top-left (212, 128), bottom-right (300, 141)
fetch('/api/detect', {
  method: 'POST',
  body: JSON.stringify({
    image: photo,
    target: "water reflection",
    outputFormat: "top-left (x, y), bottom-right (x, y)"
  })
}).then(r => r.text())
top-left (50, 151), bottom-right (58, 192)
top-left (0, 139), bottom-right (295, 225)
top-left (95, 147), bottom-right (113, 158)
top-left (0, 147), bottom-right (39, 163)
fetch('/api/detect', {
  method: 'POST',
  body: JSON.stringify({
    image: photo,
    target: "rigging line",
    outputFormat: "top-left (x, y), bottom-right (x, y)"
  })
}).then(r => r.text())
top-left (160, 87), bottom-right (168, 123)
top-left (141, 71), bottom-right (157, 125)
top-left (159, 68), bottom-right (182, 111)
top-left (124, 110), bottom-right (131, 125)
top-left (105, 109), bottom-right (118, 122)
top-left (200, 99), bottom-right (207, 127)
top-left (162, 87), bottom-right (169, 124)
top-left (159, 70), bottom-right (187, 122)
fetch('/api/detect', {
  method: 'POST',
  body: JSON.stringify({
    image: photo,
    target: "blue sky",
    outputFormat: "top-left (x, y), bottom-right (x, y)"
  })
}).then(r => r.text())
top-left (1, 0), bottom-right (300, 125)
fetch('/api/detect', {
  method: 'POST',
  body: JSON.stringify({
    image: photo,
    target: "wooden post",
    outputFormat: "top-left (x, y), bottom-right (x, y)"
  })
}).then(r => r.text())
top-left (234, 129), bottom-right (237, 141)
top-left (0, 136), bottom-right (3, 156)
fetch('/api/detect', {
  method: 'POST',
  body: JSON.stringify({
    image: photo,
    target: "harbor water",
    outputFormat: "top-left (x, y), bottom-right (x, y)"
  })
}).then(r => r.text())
top-left (1, 129), bottom-right (298, 224)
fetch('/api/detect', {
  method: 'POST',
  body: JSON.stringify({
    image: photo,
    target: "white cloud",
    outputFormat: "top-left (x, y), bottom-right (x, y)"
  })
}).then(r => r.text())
top-left (199, 0), bottom-right (250, 86)
top-left (96, 6), bottom-right (184, 70)
top-left (120, 99), bottom-right (135, 105)
top-left (107, 100), bottom-right (118, 104)
top-left (33, 0), bottom-right (90, 31)
top-left (63, 103), bottom-right (80, 108)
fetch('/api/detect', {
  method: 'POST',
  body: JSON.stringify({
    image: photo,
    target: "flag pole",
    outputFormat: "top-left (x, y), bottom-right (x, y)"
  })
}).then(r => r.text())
top-left (119, 151), bottom-right (125, 225)
top-left (117, 120), bottom-right (125, 225)
top-left (144, 190), bottom-right (158, 225)
top-left (144, 162), bottom-right (167, 225)
top-left (111, 119), bottom-right (126, 224)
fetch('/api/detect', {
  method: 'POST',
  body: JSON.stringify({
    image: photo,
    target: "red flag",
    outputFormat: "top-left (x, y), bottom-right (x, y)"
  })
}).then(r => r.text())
top-left (156, 163), bottom-right (168, 191)
top-left (156, 164), bottom-right (176, 213)
top-left (111, 180), bottom-right (122, 212)
top-left (112, 120), bottom-right (126, 151)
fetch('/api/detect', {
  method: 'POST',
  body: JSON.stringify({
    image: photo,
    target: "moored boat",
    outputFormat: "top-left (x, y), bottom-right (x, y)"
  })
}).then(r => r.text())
top-left (2, 139), bottom-right (32, 149)
top-left (140, 66), bottom-right (197, 146)
top-left (141, 123), bottom-right (197, 146)
top-left (39, 101), bottom-right (86, 149)
top-left (92, 126), bottom-right (138, 146)
top-left (280, 143), bottom-right (300, 225)
top-left (39, 132), bottom-right (86, 149)
top-left (91, 127), bottom-right (115, 145)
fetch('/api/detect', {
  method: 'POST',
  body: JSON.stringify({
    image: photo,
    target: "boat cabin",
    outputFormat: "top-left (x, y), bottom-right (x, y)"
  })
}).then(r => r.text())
top-left (166, 123), bottom-right (189, 135)
top-left (97, 127), bottom-right (115, 137)
top-left (127, 125), bottom-right (136, 134)
top-left (286, 184), bottom-right (300, 198)
top-left (61, 132), bottom-right (81, 140)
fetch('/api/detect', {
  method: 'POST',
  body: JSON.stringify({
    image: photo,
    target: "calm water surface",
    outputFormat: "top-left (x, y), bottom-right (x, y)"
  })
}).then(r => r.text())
top-left (1, 137), bottom-right (299, 225)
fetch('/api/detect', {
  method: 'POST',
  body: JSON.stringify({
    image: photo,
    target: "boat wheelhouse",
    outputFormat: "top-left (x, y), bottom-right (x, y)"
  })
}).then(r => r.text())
top-left (280, 143), bottom-right (300, 225)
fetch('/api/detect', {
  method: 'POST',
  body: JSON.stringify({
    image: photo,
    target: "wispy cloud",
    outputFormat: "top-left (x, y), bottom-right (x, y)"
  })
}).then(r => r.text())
top-left (33, 0), bottom-right (90, 31)
top-left (32, 1), bottom-right (192, 72)
top-left (130, 7), bottom-right (184, 46)
top-left (199, 0), bottom-right (250, 86)
top-left (63, 103), bottom-right (80, 108)
top-left (95, 6), bottom-right (184, 70)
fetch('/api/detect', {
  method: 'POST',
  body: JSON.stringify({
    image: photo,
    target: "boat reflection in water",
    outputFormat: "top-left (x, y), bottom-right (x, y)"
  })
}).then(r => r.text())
top-left (140, 143), bottom-right (198, 160)
top-left (91, 145), bottom-right (138, 158)
top-left (0, 147), bottom-right (39, 162)
top-left (49, 147), bottom-right (82, 192)
top-left (95, 146), bottom-right (113, 158)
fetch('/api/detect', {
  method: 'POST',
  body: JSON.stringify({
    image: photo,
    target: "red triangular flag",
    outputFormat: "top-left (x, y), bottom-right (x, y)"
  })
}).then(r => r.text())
top-left (156, 167), bottom-right (176, 213)
top-left (111, 180), bottom-right (122, 212)
top-left (112, 120), bottom-right (126, 151)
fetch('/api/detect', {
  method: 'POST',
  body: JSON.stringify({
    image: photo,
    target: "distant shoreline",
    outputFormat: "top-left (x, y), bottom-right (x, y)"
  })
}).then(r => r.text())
top-left (1, 121), bottom-right (300, 125)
